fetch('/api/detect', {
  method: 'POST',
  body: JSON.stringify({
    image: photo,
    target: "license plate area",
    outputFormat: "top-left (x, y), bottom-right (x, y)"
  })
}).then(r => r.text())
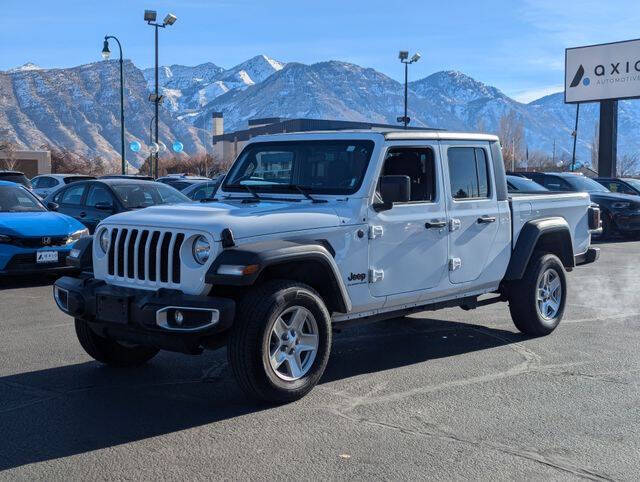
top-left (37, 251), bottom-right (59, 264)
top-left (96, 294), bottom-right (130, 324)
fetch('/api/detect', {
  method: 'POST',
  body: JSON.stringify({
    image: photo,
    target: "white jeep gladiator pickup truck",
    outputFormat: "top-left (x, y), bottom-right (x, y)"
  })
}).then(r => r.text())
top-left (54, 130), bottom-right (600, 402)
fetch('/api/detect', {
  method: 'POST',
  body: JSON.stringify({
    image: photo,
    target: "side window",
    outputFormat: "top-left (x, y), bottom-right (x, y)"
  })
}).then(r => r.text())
top-left (59, 184), bottom-right (86, 205)
top-left (611, 182), bottom-right (632, 194)
top-left (31, 177), bottom-right (42, 188)
top-left (382, 147), bottom-right (436, 202)
top-left (543, 176), bottom-right (572, 191)
top-left (448, 147), bottom-right (490, 200)
top-left (85, 185), bottom-right (114, 207)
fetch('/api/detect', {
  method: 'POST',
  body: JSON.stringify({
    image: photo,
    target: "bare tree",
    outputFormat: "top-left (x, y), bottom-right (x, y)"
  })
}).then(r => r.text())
top-left (0, 141), bottom-right (19, 171)
top-left (498, 110), bottom-right (525, 170)
top-left (590, 122), bottom-right (599, 170)
top-left (618, 154), bottom-right (640, 177)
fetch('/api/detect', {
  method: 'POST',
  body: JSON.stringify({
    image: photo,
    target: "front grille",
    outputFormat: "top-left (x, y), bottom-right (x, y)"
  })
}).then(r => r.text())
top-left (10, 236), bottom-right (68, 248)
top-left (106, 228), bottom-right (185, 285)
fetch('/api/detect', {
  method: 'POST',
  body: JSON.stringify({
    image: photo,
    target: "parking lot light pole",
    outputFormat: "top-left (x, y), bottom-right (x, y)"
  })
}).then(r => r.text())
top-left (145, 10), bottom-right (177, 178)
top-left (102, 36), bottom-right (126, 174)
top-left (398, 51), bottom-right (421, 129)
top-left (149, 115), bottom-right (155, 176)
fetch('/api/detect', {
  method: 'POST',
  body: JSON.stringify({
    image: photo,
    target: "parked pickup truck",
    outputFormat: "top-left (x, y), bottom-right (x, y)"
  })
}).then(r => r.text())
top-left (53, 131), bottom-right (601, 402)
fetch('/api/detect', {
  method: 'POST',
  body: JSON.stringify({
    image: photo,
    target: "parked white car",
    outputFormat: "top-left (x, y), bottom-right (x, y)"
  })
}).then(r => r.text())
top-left (31, 174), bottom-right (96, 199)
top-left (54, 130), bottom-right (600, 402)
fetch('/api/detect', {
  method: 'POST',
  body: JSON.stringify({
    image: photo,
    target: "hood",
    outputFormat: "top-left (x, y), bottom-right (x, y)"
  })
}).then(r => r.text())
top-left (0, 211), bottom-right (85, 237)
top-left (588, 191), bottom-right (640, 204)
top-left (99, 200), bottom-right (342, 240)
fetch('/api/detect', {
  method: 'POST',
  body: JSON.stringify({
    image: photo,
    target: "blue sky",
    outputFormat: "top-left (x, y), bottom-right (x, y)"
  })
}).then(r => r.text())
top-left (2, 0), bottom-right (639, 103)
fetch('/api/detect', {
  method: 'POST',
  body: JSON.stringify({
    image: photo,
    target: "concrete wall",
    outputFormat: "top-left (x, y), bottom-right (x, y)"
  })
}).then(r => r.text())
top-left (0, 150), bottom-right (51, 177)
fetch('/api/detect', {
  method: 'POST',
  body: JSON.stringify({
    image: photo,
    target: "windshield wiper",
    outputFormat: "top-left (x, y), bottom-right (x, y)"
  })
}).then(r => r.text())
top-left (236, 184), bottom-right (261, 203)
top-left (287, 185), bottom-right (327, 203)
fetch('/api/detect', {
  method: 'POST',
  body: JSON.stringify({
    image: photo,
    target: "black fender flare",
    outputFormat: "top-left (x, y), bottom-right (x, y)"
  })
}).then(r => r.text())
top-left (206, 239), bottom-right (352, 313)
top-left (504, 218), bottom-right (574, 281)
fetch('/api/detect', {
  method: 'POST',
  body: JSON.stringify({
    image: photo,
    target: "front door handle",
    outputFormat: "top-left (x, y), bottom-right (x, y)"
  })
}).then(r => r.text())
top-left (425, 220), bottom-right (447, 229)
top-left (477, 216), bottom-right (496, 224)
top-left (79, 211), bottom-right (87, 218)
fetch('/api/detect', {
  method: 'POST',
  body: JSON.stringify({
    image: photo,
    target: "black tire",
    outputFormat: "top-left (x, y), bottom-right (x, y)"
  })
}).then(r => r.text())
top-left (75, 319), bottom-right (159, 367)
top-left (507, 252), bottom-right (567, 336)
top-left (228, 280), bottom-right (332, 403)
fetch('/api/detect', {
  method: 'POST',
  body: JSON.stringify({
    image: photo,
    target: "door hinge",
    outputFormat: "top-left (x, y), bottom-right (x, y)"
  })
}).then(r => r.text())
top-left (369, 225), bottom-right (384, 239)
top-left (449, 257), bottom-right (462, 271)
top-left (449, 218), bottom-right (461, 231)
top-left (369, 268), bottom-right (384, 283)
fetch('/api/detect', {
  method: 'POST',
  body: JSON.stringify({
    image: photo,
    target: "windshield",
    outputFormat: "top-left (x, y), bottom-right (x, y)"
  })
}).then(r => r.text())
top-left (507, 176), bottom-right (548, 192)
top-left (223, 140), bottom-right (375, 195)
top-left (111, 183), bottom-right (190, 209)
top-left (566, 175), bottom-right (609, 193)
top-left (0, 185), bottom-right (45, 212)
top-left (0, 173), bottom-right (32, 189)
top-left (623, 178), bottom-right (640, 190)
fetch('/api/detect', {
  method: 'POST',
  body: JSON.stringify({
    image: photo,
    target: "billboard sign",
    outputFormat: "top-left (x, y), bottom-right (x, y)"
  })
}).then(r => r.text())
top-left (565, 39), bottom-right (640, 103)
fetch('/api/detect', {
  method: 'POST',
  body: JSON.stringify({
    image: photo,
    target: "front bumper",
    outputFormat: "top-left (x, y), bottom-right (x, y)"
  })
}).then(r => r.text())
top-left (53, 276), bottom-right (235, 354)
top-left (0, 247), bottom-right (77, 276)
top-left (612, 211), bottom-right (640, 232)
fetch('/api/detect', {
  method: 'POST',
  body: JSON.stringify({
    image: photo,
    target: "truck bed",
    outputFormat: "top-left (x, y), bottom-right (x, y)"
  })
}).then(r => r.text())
top-left (509, 192), bottom-right (592, 257)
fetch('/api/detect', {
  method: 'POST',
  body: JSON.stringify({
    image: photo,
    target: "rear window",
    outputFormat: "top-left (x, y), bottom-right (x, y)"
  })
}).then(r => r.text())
top-left (0, 173), bottom-right (31, 189)
top-left (64, 176), bottom-right (95, 184)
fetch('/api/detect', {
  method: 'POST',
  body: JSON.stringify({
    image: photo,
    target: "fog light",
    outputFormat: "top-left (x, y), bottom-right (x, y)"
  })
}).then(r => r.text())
top-left (174, 310), bottom-right (184, 325)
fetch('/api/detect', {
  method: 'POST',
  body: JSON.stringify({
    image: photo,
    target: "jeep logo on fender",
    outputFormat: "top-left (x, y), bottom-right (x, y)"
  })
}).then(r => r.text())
top-left (347, 272), bottom-right (366, 282)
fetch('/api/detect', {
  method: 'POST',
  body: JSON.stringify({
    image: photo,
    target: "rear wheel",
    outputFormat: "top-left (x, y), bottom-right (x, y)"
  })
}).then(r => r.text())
top-left (75, 319), bottom-right (159, 367)
top-left (228, 280), bottom-right (332, 403)
top-left (508, 252), bottom-right (567, 336)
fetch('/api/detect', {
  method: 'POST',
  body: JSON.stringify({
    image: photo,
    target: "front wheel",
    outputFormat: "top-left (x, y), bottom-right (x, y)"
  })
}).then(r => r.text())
top-left (228, 280), bottom-right (332, 403)
top-left (507, 252), bottom-right (567, 336)
top-left (75, 319), bottom-right (159, 367)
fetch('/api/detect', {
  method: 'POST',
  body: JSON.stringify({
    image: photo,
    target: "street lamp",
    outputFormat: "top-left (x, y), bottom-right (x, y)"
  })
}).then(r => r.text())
top-left (398, 50), bottom-right (421, 129)
top-left (145, 9), bottom-right (177, 178)
top-left (102, 35), bottom-right (126, 174)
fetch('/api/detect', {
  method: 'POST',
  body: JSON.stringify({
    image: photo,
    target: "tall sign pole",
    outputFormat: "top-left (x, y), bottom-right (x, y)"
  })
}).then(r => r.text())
top-left (570, 103), bottom-right (580, 171)
top-left (598, 100), bottom-right (618, 176)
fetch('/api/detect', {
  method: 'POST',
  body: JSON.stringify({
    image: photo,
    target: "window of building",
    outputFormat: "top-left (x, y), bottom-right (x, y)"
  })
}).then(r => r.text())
top-left (381, 147), bottom-right (436, 202)
top-left (448, 147), bottom-right (490, 199)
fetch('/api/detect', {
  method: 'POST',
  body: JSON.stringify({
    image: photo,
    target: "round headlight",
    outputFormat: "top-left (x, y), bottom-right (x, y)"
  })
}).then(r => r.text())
top-left (192, 235), bottom-right (211, 265)
top-left (99, 229), bottom-right (110, 253)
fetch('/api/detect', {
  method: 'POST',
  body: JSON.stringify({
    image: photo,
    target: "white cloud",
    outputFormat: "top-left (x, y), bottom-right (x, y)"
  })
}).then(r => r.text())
top-left (509, 85), bottom-right (564, 104)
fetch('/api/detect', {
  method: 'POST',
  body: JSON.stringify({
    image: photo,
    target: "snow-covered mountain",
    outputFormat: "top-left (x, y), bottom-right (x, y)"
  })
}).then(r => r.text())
top-left (3, 54), bottom-right (640, 167)
top-left (142, 55), bottom-right (285, 121)
top-left (0, 60), bottom-right (209, 165)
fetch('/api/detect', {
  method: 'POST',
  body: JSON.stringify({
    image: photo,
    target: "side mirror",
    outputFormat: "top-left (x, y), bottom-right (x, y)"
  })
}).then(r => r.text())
top-left (374, 175), bottom-right (411, 211)
top-left (94, 201), bottom-right (114, 211)
top-left (47, 202), bottom-right (59, 211)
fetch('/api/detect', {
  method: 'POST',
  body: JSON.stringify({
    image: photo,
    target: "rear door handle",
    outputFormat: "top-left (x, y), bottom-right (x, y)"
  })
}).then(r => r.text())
top-left (79, 211), bottom-right (86, 218)
top-left (425, 220), bottom-right (447, 229)
top-left (477, 216), bottom-right (496, 224)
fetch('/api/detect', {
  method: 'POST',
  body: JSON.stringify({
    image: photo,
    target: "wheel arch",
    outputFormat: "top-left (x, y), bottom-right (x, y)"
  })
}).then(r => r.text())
top-left (206, 239), bottom-right (352, 314)
top-left (504, 217), bottom-right (574, 281)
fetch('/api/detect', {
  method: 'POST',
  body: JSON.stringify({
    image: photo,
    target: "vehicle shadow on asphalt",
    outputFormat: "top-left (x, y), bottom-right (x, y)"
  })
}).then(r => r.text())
top-left (0, 316), bottom-right (527, 471)
top-left (0, 274), bottom-right (60, 291)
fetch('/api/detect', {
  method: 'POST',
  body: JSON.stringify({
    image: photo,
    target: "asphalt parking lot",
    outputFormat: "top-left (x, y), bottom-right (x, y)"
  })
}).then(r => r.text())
top-left (0, 240), bottom-right (638, 480)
